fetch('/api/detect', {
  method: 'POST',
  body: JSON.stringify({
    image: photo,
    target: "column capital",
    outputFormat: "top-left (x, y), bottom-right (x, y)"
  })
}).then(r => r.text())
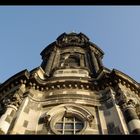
top-left (121, 99), bottom-right (137, 112)
top-left (2, 91), bottom-right (24, 109)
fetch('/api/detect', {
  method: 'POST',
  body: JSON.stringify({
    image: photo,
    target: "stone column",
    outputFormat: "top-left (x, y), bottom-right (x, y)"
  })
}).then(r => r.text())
top-left (109, 88), bottom-right (129, 134)
top-left (97, 57), bottom-right (103, 70)
top-left (45, 47), bottom-right (57, 76)
top-left (0, 84), bottom-right (26, 134)
top-left (9, 97), bottom-right (29, 134)
top-left (89, 46), bottom-right (99, 74)
top-left (80, 54), bottom-right (85, 67)
top-left (0, 104), bottom-right (17, 134)
top-left (121, 100), bottom-right (140, 134)
top-left (51, 48), bottom-right (60, 70)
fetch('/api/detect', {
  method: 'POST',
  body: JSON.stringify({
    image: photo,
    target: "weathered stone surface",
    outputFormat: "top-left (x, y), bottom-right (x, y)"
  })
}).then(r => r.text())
top-left (0, 32), bottom-right (139, 135)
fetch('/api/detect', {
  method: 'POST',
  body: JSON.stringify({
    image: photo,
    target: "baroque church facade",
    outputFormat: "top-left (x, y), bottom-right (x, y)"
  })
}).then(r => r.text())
top-left (0, 32), bottom-right (140, 134)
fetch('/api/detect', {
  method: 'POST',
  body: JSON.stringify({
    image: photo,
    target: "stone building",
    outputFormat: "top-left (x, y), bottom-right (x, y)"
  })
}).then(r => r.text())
top-left (0, 32), bottom-right (140, 135)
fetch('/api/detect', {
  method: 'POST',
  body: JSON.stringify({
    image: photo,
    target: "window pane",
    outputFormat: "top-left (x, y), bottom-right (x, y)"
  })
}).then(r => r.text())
top-left (75, 123), bottom-right (84, 129)
top-left (55, 123), bottom-right (63, 129)
top-left (65, 123), bottom-right (73, 129)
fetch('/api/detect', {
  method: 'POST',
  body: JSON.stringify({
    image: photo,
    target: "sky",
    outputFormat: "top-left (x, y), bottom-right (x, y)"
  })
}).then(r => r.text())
top-left (0, 6), bottom-right (140, 83)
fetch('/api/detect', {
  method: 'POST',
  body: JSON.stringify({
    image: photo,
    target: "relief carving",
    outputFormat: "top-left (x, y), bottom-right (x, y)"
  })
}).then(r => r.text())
top-left (2, 90), bottom-right (24, 109)
top-left (57, 33), bottom-right (88, 47)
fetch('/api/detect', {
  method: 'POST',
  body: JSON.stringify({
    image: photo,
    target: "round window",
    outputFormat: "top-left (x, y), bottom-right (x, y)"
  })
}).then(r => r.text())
top-left (50, 113), bottom-right (85, 135)
top-left (44, 104), bottom-right (94, 135)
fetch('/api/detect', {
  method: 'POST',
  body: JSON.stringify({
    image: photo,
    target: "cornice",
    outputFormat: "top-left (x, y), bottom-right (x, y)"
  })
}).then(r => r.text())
top-left (27, 66), bottom-right (114, 92)
top-left (0, 69), bottom-right (30, 93)
top-left (110, 69), bottom-right (140, 95)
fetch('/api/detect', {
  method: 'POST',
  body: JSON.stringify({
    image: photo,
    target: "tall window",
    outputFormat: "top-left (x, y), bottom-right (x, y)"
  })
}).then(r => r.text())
top-left (59, 53), bottom-right (80, 67)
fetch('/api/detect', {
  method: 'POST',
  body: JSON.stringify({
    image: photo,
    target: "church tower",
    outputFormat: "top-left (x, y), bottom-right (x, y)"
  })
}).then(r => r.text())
top-left (0, 32), bottom-right (140, 134)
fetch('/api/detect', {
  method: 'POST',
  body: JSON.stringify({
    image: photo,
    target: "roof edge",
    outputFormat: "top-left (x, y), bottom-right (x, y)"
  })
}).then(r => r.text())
top-left (112, 69), bottom-right (139, 88)
top-left (0, 69), bottom-right (30, 91)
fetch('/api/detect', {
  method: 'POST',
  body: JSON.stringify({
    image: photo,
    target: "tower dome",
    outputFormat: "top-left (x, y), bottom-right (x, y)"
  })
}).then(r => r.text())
top-left (41, 32), bottom-right (104, 78)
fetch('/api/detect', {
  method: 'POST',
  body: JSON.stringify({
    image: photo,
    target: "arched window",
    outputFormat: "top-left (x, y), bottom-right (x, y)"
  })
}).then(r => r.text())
top-left (65, 54), bottom-right (80, 67)
top-left (59, 53), bottom-right (80, 68)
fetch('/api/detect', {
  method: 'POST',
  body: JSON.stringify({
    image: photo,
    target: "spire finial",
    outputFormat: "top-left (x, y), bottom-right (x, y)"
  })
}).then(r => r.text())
top-left (72, 29), bottom-right (76, 33)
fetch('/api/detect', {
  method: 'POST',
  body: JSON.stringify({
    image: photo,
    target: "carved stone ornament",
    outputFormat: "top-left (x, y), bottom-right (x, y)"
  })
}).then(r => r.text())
top-left (2, 92), bottom-right (23, 108)
top-left (120, 99), bottom-right (137, 111)
top-left (56, 33), bottom-right (88, 47)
